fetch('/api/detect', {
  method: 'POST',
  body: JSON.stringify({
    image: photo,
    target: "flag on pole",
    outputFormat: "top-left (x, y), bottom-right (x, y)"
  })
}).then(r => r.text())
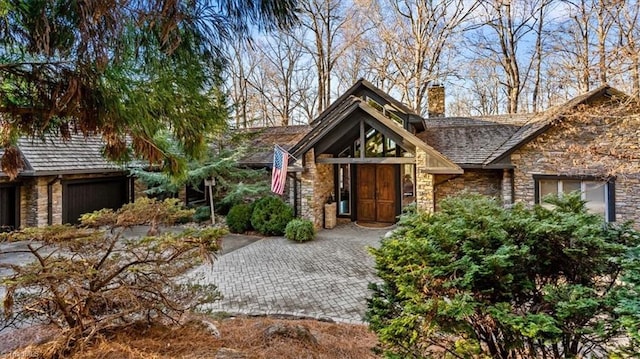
top-left (271, 146), bottom-right (288, 195)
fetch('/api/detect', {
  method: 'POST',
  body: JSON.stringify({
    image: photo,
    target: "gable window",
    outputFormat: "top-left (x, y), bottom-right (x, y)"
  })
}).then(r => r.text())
top-left (534, 175), bottom-right (615, 221)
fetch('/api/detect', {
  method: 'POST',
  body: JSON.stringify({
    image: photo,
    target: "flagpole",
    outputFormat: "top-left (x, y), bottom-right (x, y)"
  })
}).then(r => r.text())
top-left (274, 144), bottom-right (298, 162)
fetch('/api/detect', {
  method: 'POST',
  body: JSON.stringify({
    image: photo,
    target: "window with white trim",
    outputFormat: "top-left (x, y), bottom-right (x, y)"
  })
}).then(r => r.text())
top-left (534, 176), bottom-right (615, 221)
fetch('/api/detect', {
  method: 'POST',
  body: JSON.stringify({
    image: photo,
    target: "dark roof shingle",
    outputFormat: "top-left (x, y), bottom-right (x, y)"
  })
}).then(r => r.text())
top-left (419, 118), bottom-right (521, 166)
top-left (9, 135), bottom-right (125, 176)
top-left (235, 125), bottom-right (311, 166)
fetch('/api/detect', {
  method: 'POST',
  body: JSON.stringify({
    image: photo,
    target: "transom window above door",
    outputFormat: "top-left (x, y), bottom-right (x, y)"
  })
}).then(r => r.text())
top-left (534, 175), bottom-right (615, 221)
top-left (338, 127), bottom-right (412, 158)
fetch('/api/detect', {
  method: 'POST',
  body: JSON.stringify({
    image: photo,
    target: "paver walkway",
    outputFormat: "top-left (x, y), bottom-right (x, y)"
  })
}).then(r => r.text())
top-left (192, 223), bottom-right (391, 324)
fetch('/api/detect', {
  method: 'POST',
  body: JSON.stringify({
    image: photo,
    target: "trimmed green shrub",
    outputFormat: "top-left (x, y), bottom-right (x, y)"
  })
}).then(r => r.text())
top-left (227, 203), bottom-right (254, 233)
top-left (285, 218), bottom-right (315, 242)
top-left (193, 206), bottom-right (211, 223)
top-left (250, 196), bottom-right (294, 236)
top-left (367, 193), bottom-right (640, 358)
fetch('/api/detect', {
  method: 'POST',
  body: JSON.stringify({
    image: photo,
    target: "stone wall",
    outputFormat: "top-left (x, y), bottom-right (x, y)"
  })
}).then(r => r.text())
top-left (18, 173), bottom-right (132, 228)
top-left (511, 114), bottom-right (640, 224)
top-left (501, 169), bottom-right (514, 206)
top-left (299, 150), bottom-right (335, 229)
top-left (415, 149), bottom-right (435, 212)
top-left (434, 169), bottom-right (502, 208)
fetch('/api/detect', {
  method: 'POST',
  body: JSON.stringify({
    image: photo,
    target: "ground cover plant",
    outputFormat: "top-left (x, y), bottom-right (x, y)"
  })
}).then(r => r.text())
top-left (367, 193), bottom-right (640, 358)
top-left (0, 198), bottom-right (225, 358)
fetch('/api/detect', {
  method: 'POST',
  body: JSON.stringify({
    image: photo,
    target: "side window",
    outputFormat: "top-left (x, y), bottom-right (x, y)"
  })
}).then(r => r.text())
top-left (534, 177), bottom-right (615, 221)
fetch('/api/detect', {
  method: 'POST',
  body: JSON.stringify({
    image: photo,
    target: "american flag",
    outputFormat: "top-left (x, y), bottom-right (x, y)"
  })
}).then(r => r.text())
top-left (271, 146), bottom-right (288, 195)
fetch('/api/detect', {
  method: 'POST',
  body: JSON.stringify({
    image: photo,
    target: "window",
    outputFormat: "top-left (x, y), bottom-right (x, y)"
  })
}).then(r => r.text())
top-left (401, 164), bottom-right (415, 208)
top-left (338, 164), bottom-right (351, 215)
top-left (534, 176), bottom-right (615, 221)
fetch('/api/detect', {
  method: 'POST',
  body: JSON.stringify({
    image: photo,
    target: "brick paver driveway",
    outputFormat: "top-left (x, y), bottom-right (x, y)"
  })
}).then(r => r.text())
top-left (192, 223), bottom-right (391, 324)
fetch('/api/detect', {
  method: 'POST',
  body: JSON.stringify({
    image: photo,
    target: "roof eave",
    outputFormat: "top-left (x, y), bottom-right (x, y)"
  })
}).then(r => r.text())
top-left (15, 168), bottom-right (128, 177)
top-left (359, 103), bottom-right (463, 173)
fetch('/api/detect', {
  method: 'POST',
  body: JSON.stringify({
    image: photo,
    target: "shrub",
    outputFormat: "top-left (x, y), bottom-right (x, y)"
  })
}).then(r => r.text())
top-left (0, 198), bottom-right (225, 357)
top-left (250, 196), bottom-right (294, 236)
top-left (227, 203), bottom-right (254, 233)
top-left (366, 193), bottom-right (640, 358)
top-left (193, 205), bottom-right (211, 223)
top-left (285, 219), bottom-right (315, 242)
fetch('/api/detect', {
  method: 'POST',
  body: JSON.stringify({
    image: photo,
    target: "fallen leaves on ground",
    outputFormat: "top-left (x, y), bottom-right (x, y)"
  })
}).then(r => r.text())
top-left (3, 316), bottom-right (381, 359)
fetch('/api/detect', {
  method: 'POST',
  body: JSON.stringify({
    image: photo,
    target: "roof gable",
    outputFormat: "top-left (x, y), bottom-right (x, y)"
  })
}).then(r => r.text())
top-left (291, 95), bottom-right (461, 174)
top-left (484, 85), bottom-right (629, 165)
top-left (310, 78), bottom-right (425, 131)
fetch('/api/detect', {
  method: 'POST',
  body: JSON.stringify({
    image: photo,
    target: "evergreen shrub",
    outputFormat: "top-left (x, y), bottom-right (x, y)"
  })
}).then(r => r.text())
top-left (193, 206), bottom-right (211, 223)
top-left (226, 203), bottom-right (254, 233)
top-left (285, 218), bottom-right (315, 242)
top-left (367, 193), bottom-right (640, 358)
top-left (250, 196), bottom-right (293, 236)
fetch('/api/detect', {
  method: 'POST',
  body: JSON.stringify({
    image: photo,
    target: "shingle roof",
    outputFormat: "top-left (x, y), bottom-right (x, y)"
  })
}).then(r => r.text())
top-left (418, 121), bottom-right (521, 166)
top-left (484, 85), bottom-right (627, 164)
top-left (13, 135), bottom-right (125, 175)
top-left (235, 125), bottom-right (311, 167)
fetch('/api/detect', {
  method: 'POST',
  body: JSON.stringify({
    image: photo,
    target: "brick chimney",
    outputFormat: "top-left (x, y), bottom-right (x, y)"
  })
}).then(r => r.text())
top-left (427, 85), bottom-right (445, 118)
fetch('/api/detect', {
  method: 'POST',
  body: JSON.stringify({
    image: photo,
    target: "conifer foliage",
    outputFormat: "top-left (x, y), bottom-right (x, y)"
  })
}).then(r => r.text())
top-left (0, 198), bottom-right (226, 357)
top-left (0, 0), bottom-right (298, 179)
top-left (367, 193), bottom-right (640, 358)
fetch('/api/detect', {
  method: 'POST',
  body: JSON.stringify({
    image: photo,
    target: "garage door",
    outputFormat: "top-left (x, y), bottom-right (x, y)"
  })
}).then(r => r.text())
top-left (62, 177), bottom-right (129, 224)
top-left (0, 185), bottom-right (19, 231)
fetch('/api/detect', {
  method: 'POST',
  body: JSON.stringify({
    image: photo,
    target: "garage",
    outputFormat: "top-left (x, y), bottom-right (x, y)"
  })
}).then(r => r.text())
top-left (62, 177), bottom-right (129, 224)
top-left (0, 184), bottom-right (19, 231)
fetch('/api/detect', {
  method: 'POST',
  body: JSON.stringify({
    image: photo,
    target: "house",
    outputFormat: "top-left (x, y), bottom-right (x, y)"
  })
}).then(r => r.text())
top-left (0, 135), bottom-right (135, 229)
top-left (243, 79), bottom-right (639, 228)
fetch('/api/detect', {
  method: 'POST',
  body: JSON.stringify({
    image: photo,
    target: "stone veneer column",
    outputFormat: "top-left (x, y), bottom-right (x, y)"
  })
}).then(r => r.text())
top-left (298, 149), bottom-right (335, 229)
top-left (35, 177), bottom-right (49, 226)
top-left (501, 169), bottom-right (514, 206)
top-left (299, 149), bottom-right (319, 228)
top-left (415, 149), bottom-right (435, 213)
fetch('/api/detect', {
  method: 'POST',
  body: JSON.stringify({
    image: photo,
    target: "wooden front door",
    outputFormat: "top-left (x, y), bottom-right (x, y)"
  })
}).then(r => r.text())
top-left (357, 165), bottom-right (397, 223)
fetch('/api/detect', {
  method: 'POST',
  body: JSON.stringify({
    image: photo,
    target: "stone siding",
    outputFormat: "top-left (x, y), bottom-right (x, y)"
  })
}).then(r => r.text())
top-left (16, 173), bottom-right (132, 228)
top-left (434, 169), bottom-right (502, 208)
top-left (299, 150), bottom-right (335, 229)
top-left (415, 149), bottom-right (435, 212)
top-left (511, 114), bottom-right (640, 224)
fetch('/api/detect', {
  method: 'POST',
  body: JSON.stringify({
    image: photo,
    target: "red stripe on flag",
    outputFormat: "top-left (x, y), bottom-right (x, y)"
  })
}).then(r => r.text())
top-left (271, 146), bottom-right (288, 195)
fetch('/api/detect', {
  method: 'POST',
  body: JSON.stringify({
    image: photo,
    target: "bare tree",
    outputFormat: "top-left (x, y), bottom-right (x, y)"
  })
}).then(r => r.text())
top-left (546, 0), bottom-right (618, 94)
top-left (225, 40), bottom-right (259, 128)
top-left (369, 0), bottom-right (479, 116)
top-left (469, 0), bottom-right (550, 114)
top-left (610, 0), bottom-right (640, 97)
top-left (298, 0), bottom-right (367, 113)
top-left (450, 57), bottom-right (504, 116)
top-left (333, 0), bottom-right (379, 94)
top-left (246, 29), bottom-right (315, 126)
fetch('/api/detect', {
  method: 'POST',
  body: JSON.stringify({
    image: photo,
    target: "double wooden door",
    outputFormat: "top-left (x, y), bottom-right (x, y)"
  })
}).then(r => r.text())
top-left (356, 165), bottom-right (397, 223)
